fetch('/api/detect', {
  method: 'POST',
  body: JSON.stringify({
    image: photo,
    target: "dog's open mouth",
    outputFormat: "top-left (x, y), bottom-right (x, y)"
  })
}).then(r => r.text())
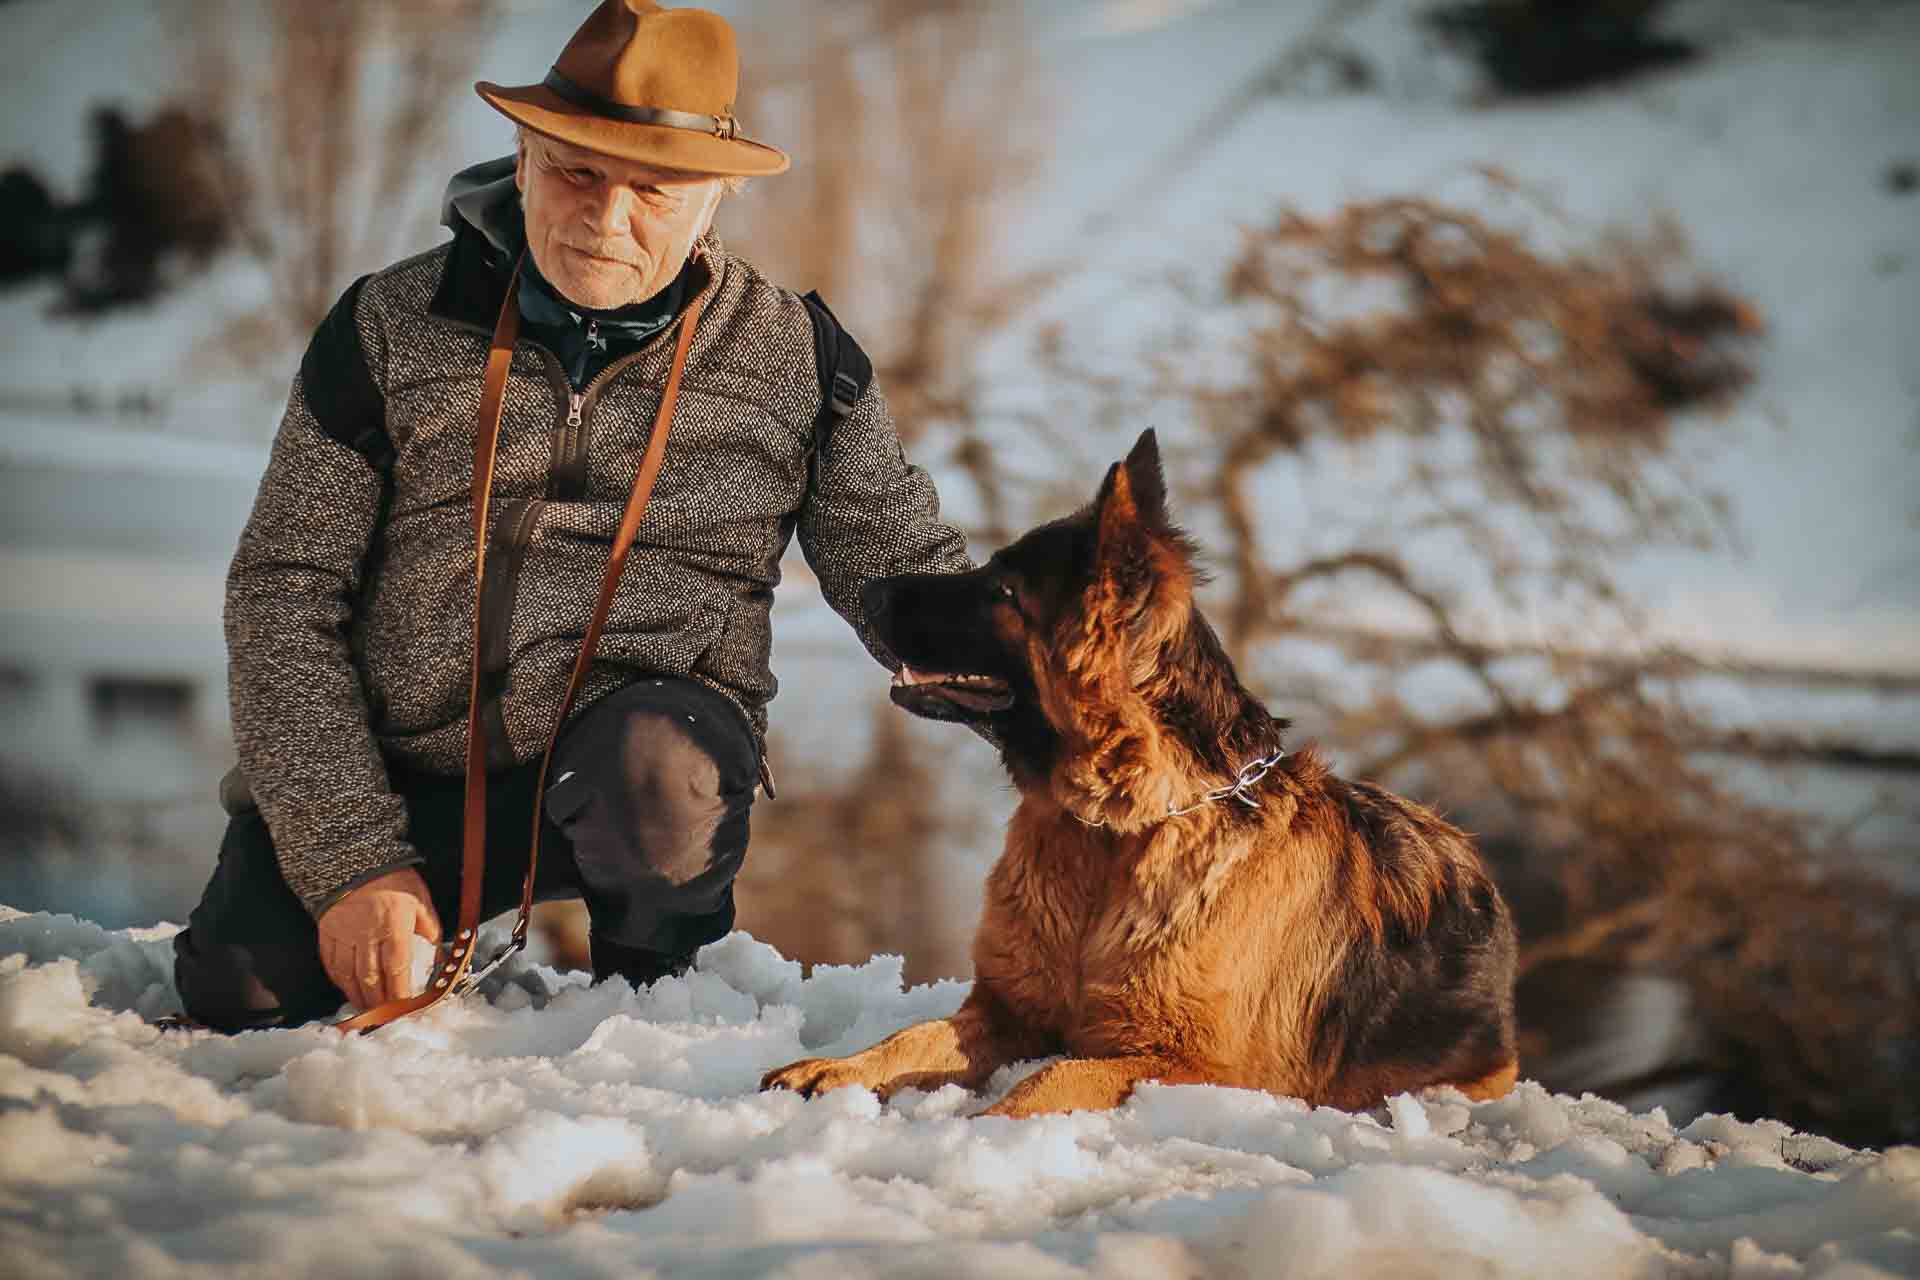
top-left (889, 665), bottom-right (1015, 717)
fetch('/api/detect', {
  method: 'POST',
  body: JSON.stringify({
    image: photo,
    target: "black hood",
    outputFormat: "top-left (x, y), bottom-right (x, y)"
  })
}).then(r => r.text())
top-left (442, 155), bottom-right (524, 259)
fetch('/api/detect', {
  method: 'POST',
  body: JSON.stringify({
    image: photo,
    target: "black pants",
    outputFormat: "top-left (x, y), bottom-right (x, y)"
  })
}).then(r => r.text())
top-left (173, 676), bottom-right (759, 1030)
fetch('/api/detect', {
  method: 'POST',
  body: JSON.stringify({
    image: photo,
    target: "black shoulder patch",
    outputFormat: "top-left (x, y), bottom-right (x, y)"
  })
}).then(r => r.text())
top-left (300, 275), bottom-right (393, 469)
top-left (799, 290), bottom-right (874, 451)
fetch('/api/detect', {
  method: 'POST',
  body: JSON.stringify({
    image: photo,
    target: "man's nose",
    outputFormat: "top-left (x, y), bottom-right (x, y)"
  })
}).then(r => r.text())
top-left (584, 184), bottom-right (635, 236)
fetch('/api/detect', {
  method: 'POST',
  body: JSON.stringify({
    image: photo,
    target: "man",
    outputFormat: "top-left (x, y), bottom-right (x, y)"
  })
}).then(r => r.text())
top-left (173, 0), bottom-right (970, 1029)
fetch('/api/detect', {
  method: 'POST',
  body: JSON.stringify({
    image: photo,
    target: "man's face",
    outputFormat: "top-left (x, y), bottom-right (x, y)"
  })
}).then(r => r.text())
top-left (514, 131), bottom-right (725, 311)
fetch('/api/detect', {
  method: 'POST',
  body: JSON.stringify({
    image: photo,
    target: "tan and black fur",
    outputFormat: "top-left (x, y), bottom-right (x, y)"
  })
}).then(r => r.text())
top-left (762, 430), bottom-right (1517, 1118)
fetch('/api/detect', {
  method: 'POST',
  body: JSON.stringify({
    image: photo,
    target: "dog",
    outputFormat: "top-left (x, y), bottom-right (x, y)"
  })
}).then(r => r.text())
top-left (762, 429), bottom-right (1518, 1119)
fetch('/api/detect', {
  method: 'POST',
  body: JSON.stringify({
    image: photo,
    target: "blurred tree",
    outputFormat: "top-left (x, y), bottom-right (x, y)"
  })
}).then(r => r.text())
top-left (727, 0), bottom-right (1054, 539)
top-left (185, 0), bottom-right (498, 382)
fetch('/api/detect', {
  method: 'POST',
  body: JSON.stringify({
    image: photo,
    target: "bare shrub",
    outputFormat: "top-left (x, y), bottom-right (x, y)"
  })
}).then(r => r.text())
top-left (1142, 179), bottom-right (1762, 655)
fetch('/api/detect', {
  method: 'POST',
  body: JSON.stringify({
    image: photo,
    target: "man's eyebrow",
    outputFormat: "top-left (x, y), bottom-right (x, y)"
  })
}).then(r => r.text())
top-left (536, 147), bottom-right (684, 192)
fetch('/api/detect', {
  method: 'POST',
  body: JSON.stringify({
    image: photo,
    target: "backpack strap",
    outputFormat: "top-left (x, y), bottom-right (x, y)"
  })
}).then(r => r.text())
top-left (799, 290), bottom-right (873, 452)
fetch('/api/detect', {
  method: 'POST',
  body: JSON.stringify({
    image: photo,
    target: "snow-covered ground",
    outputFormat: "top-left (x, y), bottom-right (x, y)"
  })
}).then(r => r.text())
top-left (3, 907), bottom-right (1916, 1279)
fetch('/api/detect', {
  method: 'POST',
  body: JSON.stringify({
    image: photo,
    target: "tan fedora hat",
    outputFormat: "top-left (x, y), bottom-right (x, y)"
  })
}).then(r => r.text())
top-left (476, 0), bottom-right (789, 177)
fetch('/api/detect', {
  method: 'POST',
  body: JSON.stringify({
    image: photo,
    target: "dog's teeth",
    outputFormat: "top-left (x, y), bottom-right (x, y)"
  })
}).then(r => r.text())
top-left (892, 668), bottom-right (1004, 691)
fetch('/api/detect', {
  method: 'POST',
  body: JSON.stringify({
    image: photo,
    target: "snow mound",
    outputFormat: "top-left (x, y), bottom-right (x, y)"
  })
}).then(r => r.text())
top-left (1, 907), bottom-right (1915, 1278)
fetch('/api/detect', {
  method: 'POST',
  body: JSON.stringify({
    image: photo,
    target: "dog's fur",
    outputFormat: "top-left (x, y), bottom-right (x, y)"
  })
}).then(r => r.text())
top-left (762, 430), bottom-right (1518, 1119)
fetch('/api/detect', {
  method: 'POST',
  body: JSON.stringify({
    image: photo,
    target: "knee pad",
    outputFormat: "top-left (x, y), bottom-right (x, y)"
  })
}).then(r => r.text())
top-left (615, 709), bottom-right (736, 886)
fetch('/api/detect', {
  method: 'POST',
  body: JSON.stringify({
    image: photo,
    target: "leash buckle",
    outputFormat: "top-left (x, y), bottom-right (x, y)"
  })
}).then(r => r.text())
top-left (450, 934), bottom-right (527, 997)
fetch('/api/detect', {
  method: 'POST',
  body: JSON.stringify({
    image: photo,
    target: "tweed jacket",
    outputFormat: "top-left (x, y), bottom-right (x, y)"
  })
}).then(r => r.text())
top-left (226, 210), bottom-right (970, 918)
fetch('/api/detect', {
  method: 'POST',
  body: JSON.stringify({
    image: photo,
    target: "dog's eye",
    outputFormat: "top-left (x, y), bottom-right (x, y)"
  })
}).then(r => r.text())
top-left (992, 581), bottom-right (1018, 605)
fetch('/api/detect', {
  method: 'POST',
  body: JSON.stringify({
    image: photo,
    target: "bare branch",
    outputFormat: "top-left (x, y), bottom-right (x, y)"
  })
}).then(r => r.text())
top-left (1517, 897), bottom-right (1666, 977)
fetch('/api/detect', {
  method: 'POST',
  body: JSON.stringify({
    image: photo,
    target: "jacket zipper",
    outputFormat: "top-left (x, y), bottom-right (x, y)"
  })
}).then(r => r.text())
top-left (550, 327), bottom-right (684, 489)
top-left (476, 314), bottom-right (695, 750)
top-left (541, 338), bottom-right (666, 502)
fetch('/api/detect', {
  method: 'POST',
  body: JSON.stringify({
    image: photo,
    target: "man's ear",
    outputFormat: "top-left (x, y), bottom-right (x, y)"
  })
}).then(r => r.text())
top-left (693, 179), bottom-right (725, 239)
top-left (513, 135), bottom-right (529, 194)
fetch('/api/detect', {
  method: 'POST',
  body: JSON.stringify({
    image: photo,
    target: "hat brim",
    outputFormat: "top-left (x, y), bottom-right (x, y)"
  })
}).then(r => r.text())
top-left (476, 80), bottom-right (791, 177)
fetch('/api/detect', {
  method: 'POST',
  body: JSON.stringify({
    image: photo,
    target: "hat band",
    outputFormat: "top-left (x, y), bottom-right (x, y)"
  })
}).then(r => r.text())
top-left (542, 69), bottom-right (739, 140)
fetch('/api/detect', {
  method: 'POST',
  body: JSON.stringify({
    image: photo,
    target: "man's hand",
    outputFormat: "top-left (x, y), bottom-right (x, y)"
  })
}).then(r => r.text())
top-left (317, 868), bottom-right (443, 1011)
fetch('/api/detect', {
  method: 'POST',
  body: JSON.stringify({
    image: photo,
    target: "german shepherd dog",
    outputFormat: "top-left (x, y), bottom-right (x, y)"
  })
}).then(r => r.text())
top-left (763, 430), bottom-right (1517, 1119)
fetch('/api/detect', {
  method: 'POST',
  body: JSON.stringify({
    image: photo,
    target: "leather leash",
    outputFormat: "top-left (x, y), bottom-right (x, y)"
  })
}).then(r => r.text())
top-left (336, 260), bottom-right (704, 1033)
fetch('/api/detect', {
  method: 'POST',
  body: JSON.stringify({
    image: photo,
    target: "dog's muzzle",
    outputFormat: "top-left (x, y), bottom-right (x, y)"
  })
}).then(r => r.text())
top-left (889, 665), bottom-right (1014, 719)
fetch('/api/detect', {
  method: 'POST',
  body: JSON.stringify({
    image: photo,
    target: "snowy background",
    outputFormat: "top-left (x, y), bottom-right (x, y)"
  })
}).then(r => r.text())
top-left (4, 906), bottom-right (1918, 1278)
top-left (3, 0), bottom-right (1919, 1272)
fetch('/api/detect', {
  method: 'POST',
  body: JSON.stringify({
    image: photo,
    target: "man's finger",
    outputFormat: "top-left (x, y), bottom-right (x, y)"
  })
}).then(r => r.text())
top-left (322, 936), bottom-right (365, 1012)
top-left (413, 897), bottom-right (443, 945)
top-left (350, 944), bottom-right (383, 1011)
top-left (376, 930), bottom-right (413, 1006)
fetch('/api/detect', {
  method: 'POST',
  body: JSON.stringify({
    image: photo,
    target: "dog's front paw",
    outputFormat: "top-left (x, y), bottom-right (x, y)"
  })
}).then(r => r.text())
top-left (761, 1056), bottom-right (886, 1098)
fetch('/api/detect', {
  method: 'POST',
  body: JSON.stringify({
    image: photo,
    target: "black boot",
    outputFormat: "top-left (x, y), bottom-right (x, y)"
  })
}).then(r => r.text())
top-left (590, 933), bottom-right (694, 987)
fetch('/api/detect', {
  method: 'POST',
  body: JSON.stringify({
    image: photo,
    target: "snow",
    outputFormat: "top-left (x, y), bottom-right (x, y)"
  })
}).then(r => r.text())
top-left (3, 907), bottom-right (1916, 1278)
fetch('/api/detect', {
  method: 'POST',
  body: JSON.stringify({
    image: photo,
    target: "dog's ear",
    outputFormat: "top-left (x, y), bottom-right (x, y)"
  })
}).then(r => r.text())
top-left (1093, 429), bottom-right (1195, 648)
top-left (1123, 428), bottom-right (1170, 529)
top-left (1094, 429), bottom-right (1171, 538)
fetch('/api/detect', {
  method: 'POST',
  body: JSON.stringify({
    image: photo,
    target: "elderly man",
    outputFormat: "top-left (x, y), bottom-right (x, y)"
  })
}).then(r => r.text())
top-left (173, 0), bottom-right (969, 1030)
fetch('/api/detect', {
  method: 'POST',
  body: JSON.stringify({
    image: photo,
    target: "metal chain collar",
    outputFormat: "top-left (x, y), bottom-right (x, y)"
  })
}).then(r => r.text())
top-left (1165, 748), bottom-right (1289, 817)
top-left (1072, 747), bottom-right (1288, 828)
